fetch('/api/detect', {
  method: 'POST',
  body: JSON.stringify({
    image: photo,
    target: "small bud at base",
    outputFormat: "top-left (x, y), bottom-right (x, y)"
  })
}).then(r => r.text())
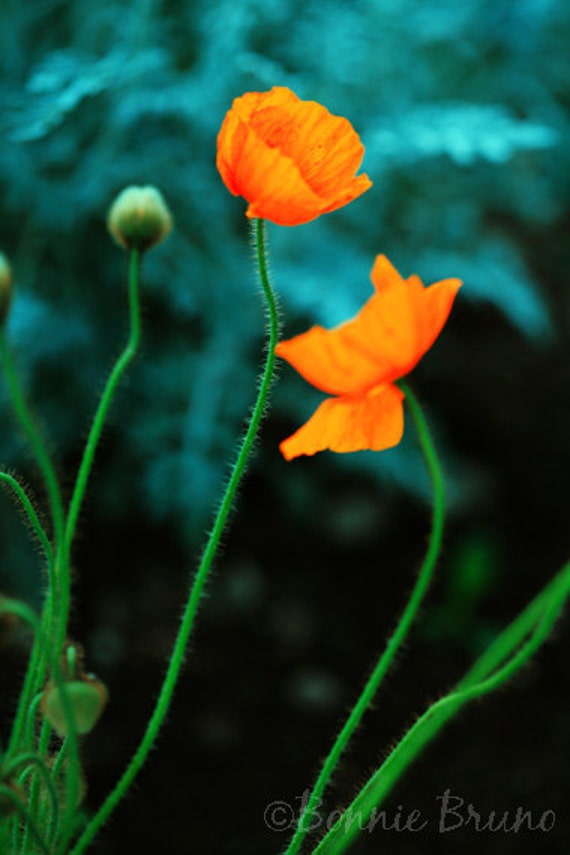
top-left (41, 677), bottom-right (109, 737)
top-left (107, 185), bottom-right (173, 252)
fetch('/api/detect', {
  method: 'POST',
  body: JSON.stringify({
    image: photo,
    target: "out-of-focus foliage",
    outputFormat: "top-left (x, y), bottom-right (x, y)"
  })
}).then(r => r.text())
top-left (0, 0), bottom-right (568, 552)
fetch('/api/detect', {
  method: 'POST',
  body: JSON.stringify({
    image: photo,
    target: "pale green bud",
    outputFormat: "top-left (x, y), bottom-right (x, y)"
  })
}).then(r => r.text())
top-left (41, 676), bottom-right (108, 737)
top-left (107, 185), bottom-right (173, 251)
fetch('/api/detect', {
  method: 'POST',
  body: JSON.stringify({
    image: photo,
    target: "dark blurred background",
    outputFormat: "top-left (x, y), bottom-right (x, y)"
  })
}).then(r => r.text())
top-left (0, 0), bottom-right (569, 852)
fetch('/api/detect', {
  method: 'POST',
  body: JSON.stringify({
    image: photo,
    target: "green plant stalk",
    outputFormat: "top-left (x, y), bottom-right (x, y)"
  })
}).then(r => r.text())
top-left (58, 248), bottom-right (142, 651)
top-left (67, 218), bottom-right (280, 854)
top-left (0, 598), bottom-right (40, 634)
top-left (0, 785), bottom-right (50, 855)
top-left (0, 472), bottom-right (53, 564)
top-left (7, 753), bottom-right (60, 846)
top-left (457, 562), bottom-right (570, 687)
top-left (16, 719), bottom-right (51, 854)
top-left (23, 697), bottom-right (45, 753)
top-left (3, 247), bottom-right (141, 845)
top-left (15, 247), bottom-right (142, 853)
top-left (312, 560), bottom-right (570, 854)
top-left (3, 598), bottom-right (45, 761)
top-left (22, 679), bottom-right (80, 854)
top-left (0, 330), bottom-right (65, 757)
top-left (6, 590), bottom-right (54, 760)
top-left (284, 381), bottom-right (444, 855)
top-left (0, 331), bottom-right (65, 547)
top-left (0, 610), bottom-right (78, 846)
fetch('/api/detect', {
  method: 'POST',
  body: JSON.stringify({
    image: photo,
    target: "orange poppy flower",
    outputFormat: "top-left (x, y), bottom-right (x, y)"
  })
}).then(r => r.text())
top-left (216, 86), bottom-right (372, 226)
top-left (276, 256), bottom-right (462, 459)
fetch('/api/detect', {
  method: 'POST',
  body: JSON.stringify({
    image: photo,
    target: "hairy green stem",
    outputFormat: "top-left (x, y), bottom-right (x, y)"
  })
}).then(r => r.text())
top-left (67, 218), bottom-right (280, 854)
top-left (58, 248), bottom-right (142, 650)
top-left (312, 561), bottom-right (570, 854)
top-left (0, 330), bottom-right (65, 547)
top-left (0, 472), bottom-right (53, 564)
top-left (0, 329), bottom-right (65, 758)
top-left (52, 248), bottom-right (143, 849)
top-left (8, 753), bottom-right (60, 846)
top-left (284, 382), bottom-right (444, 855)
top-left (0, 784), bottom-right (50, 855)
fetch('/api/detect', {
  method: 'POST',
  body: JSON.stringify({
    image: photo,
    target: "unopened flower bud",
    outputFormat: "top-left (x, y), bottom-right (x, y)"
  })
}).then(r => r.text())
top-left (0, 253), bottom-right (13, 325)
top-left (107, 185), bottom-right (172, 251)
top-left (41, 676), bottom-right (108, 737)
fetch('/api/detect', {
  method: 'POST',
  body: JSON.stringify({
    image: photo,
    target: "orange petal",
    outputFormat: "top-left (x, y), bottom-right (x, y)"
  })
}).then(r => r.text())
top-left (216, 87), bottom-right (372, 226)
top-left (350, 272), bottom-right (463, 382)
top-left (276, 320), bottom-right (382, 396)
top-left (369, 254), bottom-right (408, 293)
top-left (276, 263), bottom-right (461, 393)
top-left (279, 383), bottom-right (405, 460)
top-left (218, 121), bottom-right (326, 226)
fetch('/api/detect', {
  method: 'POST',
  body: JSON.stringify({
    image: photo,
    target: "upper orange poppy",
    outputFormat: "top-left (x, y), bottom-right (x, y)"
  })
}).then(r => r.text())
top-left (276, 256), bottom-right (462, 460)
top-left (216, 86), bottom-right (372, 226)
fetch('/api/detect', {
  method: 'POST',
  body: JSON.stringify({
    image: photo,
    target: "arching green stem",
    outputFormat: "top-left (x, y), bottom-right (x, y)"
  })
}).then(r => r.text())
top-left (0, 784), bottom-right (50, 855)
top-left (312, 561), bottom-right (570, 854)
top-left (67, 218), bottom-right (280, 854)
top-left (58, 248), bottom-right (141, 649)
top-left (0, 330), bottom-right (65, 547)
top-left (284, 381), bottom-right (444, 855)
top-left (0, 471), bottom-right (53, 564)
top-left (0, 329), bottom-right (65, 754)
top-left (7, 752), bottom-right (60, 845)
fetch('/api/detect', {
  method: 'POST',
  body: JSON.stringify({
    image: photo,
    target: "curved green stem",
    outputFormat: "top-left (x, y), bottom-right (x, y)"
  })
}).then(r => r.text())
top-left (312, 562), bottom-right (570, 854)
top-left (0, 598), bottom-right (40, 634)
top-left (0, 471), bottom-right (53, 564)
top-left (8, 752), bottom-right (60, 845)
top-left (0, 330), bottom-right (65, 547)
top-left (67, 218), bottom-right (280, 854)
top-left (3, 543), bottom-right (54, 760)
top-left (0, 328), bottom-right (65, 756)
top-left (16, 681), bottom-right (79, 853)
top-left (58, 249), bottom-right (141, 650)
top-left (457, 562), bottom-right (570, 688)
top-left (0, 784), bottom-right (50, 855)
top-left (50, 254), bottom-right (143, 849)
top-left (284, 381), bottom-right (444, 855)
top-left (24, 694), bottom-right (45, 750)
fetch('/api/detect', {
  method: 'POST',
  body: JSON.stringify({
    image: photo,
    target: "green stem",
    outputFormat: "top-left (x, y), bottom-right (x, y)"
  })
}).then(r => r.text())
top-left (18, 757), bottom-right (46, 854)
top-left (25, 695), bottom-right (45, 750)
top-left (67, 218), bottom-right (280, 854)
top-left (0, 329), bottom-right (65, 757)
top-left (0, 598), bottom-right (40, 634)
top-left (312, 561), bottom-right (570, 854)
top-left (9, 602), bottom-right (55, 754)
top-left (8, 752), bottom-right (60, 845)
top-left (0, 785), bottom-right (50, 855)
top-left (58, 248), bottom-right (141, 650)
top-left (0, 471), bottom-right (53, 564)
top-left (19, 678), bottom-right (80, 853)
top-left (4, 574), bottom-right (53, 761)
top-left (0, 602), bottom-right (44, 767)
top-left (0, 330), bottom-right (65, 547)
top-left (457, 563), bottom-right (570, 688)
top-left (284, 381), bottom-right (444, 855)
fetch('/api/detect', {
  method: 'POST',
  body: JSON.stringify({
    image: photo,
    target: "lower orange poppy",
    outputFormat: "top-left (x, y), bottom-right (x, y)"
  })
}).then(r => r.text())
top-left (276, 256), bottom-right (462, 459)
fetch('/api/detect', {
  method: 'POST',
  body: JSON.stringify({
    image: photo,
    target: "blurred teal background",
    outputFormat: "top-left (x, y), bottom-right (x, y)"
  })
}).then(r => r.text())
top-left (0, 1), bottom-right (569, 853)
